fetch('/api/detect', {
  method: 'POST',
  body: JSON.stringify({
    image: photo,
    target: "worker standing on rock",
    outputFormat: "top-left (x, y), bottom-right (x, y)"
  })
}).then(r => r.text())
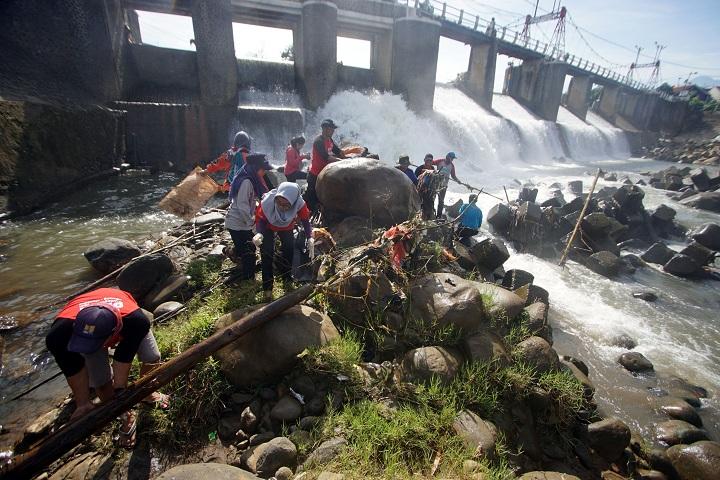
top-left (456, 194), bottom-right (483, 240)
top-left (414, 153), bottom-right (435, 178)
top-left (253, 182), bottom-right (313, 301)
top-left (225, 153), bottom-right (271, 278)
top-left (202, 131), bottom-right (252, 192)
top-left (45, 287), bottom-right (169, 449)
top-left (284, 136), bottom-right (310, 183)
top-left (305, 119), bottom-right (345, 214)
top-left (433, 152), bottom-right (461, 218)
top-left (395, 155), bottom-right (418, 185)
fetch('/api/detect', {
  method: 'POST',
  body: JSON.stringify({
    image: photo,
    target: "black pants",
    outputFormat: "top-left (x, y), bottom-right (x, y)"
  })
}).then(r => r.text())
top-left (260, 229), bottom-right (294, 291)
top-left (420, 191), bottom-right (435, 220)
top-left (286, 171), bottom-right (308, 183)
top-left (436, 189), bottom-right (447, 218)
top-left (228, 229), bottom-right (256, 280)
top-left (456, 226), bottom-right (479, 239)
top-left (304, 173), bottom-right (319, 213)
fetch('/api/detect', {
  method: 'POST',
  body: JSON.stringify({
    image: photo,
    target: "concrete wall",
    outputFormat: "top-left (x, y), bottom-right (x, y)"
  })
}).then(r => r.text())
top-left (565, 75), bottom-right (593, 121)
top-left (505, 60), bottom-right (566, 121)
top-left (297, 1), bottom-right (338, 109)
top-left (0, 100), bottom-right (125, 216)
top-left (338, 66), bottom-right (376, 91)
top-left (236, 107), bottom-right (304, 163)
top-left (237, 60), bottom-right (297, 92)
top-left (464, 39), bottom-right (497, 110)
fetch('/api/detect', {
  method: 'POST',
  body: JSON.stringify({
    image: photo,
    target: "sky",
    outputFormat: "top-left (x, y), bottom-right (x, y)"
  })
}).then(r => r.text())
top-left (137, 0), bottom-right (720, 91)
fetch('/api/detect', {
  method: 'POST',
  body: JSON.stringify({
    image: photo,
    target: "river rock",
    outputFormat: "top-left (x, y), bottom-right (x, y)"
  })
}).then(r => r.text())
top-left (568, 180), bottom-right (583, 195)
top-left (400, 346), bottom-right (463, 385)
top-left (663, 254), bottom-right (701, 277)
top-left (304, 437), bottom-right (347, 468)
top-left (641, 243), bottom-right (675, 265)
top-left (586, 417), bottom-right (631, 461)
top-left (327, 264), bottom-right (394, 327)
top-left (469, 237), bottom-right (511, 271)
top-left (618, 352), bottom-right (653, 372)
top-left (666, 440), bottom-right (720, 480)
top-left (192, 211), bottom-right (225, 226)
top-left (559, 359), bottom-right (594, 398)
top-left (654, 397), bottom-right (702, 427)
top-left (244, 437), bottom-right (297, 477)
top-left (619, 238), bottom-right (651, 251)
top-left (461, 331), bottom-right (511, 366)
top-left (679, 191), bottom-right (720, 213)
top-left (633, 291), bottom-right (657, 302)
top-left (316, 158), bottom-right (420, 227)
top-left (514, 336), bottom-right (559, 374)
top-left (409, 273), bottom-right (488, 332)
top-left (691, 223), bottom-right (720, 251)
top-left (153, 301), bottom-right (184, 317)
top-left (83, 238), bottom-right (141, 274)
top-left (519, 473), bottom-right (581, 480)
top-left (474, 282), bottom-right (526, 320)
top-left (48, 452), bottom-right (113, 480)
top-left (652, 204), bottom-right (676, 223)
top-left (584, 251), bottom-right (623, 277)
top-left (655, 420), bottom-right (709, 446)
top-left (452, 410), bottom-right (497, 460)
top-left (487, 203), bottom-right (513, 232)
top-left (117, 253), bottom-right (174, 300)
top-left (218, 414), bottom-right (244, 442)
top-left (274, 466), bottom-right (293, 480)
top-left (501, 269), bottom-right (534, 290)
top-left (328, 216), bottom-right (374, 248)
top-left (610, 333), bottom-right (637, 350)
top-left (679, 241), bottom-right (714, 266)
top-left (143, 273), bottom-right (189, 310)
top-left (270, 396), bottom-right (303, 423)
top-left (241, 406), bottom-right (259, 434)
top-left (214, 305), bottom-right (339, 387)
top-left (524, 302), bottom-right (552, 343)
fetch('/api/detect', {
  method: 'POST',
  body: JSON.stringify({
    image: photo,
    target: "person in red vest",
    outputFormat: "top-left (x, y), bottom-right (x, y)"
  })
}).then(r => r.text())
top-left (45, 288), bottom-right (168, 448)
top-left (202, 131), bottom-right (252, 192)
top-left (284, 136), bottom-right (310, 183)
top-left (305, 119), bottom-right (345, 213)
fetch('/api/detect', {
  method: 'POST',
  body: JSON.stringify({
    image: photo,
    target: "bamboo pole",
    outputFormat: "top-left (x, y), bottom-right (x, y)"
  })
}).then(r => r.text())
top-left (558, 169), bottom-right (602, 267)
top-left (0, 284), bottom-right (314, 480)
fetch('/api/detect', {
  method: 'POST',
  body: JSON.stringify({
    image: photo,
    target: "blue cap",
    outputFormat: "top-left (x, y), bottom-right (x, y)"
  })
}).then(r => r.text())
top-left (67, 306), bottom-right (118, 354)
top-left (447, 152), bottom-right (457, 159)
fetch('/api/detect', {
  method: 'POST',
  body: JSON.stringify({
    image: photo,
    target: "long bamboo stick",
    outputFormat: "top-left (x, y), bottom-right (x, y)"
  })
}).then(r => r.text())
top-left (558, 169), bottom-right (602, 267)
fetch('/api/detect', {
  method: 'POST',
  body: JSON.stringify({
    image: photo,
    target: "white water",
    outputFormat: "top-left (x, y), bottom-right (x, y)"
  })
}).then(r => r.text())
top-left (311, 86), bottom-right (720, 440)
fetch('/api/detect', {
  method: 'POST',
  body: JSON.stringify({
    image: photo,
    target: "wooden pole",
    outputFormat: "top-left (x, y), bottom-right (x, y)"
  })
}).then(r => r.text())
top-left (0, 284), bottom-right (314, 480)
top-left (558, 169), bottom-right (602, 267)
top-left (503, 186), bottom-right (511, 205)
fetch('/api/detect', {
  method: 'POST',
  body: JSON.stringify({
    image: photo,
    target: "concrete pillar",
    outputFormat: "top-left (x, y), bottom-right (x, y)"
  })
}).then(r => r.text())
top-left (125, 9), bottom-right (142, 44)
top-left (391, 16), bottom-right (441, 113)
top-left (598, 85), bottom-right (622, 122)
top-left (565, 75), bottom-right (593, 121)
top-left (505, 60), bottom-right (567, 121)
top-left (191, 0), bottom-right (238, 106)
top-left (465, 37), bottom-right (497, 109)
top-left (297, 0), bottom-right (338, 110)
top-left (372, 31), bottom-right (393, 90)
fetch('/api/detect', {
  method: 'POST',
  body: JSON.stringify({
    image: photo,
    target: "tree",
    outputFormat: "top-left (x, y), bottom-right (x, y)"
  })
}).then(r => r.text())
top-left (281, 45), bottom-right (294, 62)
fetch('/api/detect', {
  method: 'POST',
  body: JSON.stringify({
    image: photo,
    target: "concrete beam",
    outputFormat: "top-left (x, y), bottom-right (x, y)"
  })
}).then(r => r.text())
top-left (465, 37), bottom-right (497, 110)
top-left (191, 0), bottom-right (238, 106)
top-left (565, 75), bottom-right (593, 121)
top-left (505, 59), bottom-right (567, 121)
top-left (371, 30), bottom-right (393, 90)
top-left (297, 0), bottom-right (338, 110)
top-left (597, 85), bottom-right (622, 123)
top-left (391, 16), bottom-right (441, 113)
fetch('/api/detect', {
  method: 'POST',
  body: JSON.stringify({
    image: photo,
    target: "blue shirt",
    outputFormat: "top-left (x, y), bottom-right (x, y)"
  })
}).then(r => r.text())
top-left (398, 167), bottom-right (418, 185)
top-left (459, 203), bottom-right (482, 229)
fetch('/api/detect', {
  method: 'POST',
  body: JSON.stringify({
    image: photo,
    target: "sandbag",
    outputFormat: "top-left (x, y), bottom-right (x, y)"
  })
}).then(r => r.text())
top-left (159, 167), bottom-right (219, 219)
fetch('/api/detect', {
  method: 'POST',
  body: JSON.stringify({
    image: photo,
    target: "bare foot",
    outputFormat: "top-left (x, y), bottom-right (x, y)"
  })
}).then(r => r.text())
top-left (70, 403), bottom-right (94, 421)
top-left (118, 410), bottom-right (137, 449)
top-left (142, 392), bottom-right (170, 410)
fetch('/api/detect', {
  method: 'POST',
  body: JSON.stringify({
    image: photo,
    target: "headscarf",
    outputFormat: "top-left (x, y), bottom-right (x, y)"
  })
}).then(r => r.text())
top-left (229, 161), bottom-right (267, 201)
top-left (260, 182), bottom-right (306, 227)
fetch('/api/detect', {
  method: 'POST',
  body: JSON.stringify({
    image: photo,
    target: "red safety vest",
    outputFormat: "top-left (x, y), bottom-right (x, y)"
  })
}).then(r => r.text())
top-left (57, 288), bottom-right (139, 320)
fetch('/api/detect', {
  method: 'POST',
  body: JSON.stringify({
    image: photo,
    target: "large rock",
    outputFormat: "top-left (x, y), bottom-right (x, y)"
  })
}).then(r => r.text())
top-left (270, 396), bottom-right (303, 423)
top-left (461, 331), bottom-right (511, 366)
top-left (524, 302), bottom-right (552, 344)
top-left (655, 420), bottom-right (709, 446)
top-left (304, 437), bottom-right (347, 468)
top-left (153, 301), bottom-right (184, 317)
top-left (83, 238), bottom-right (141, 274)
top-left (327, 265), bottom-right (394, 326)
top-left (692, 223), bottom-right (720, 251)
top-left (663, 254), bottom-right (701, 277)
top-left (514, 336), bottom-right (559, 374)
top-left (652, 204), bottom-right (677, 222)
top-left (400, 346), bottom-right (463, 385)
top-left (316, 158), bottom-right (420, 227)
top-left (328, 216), bottom-right (375, 248)
top-left (468, 237), bottom-right (510, 271)
top-left (679, 241), bottom-right (714, 266)
top-left (618, 352), bottom-right (654, 372)
top-left (214, 305), bottom-right (339, 387)
top-left (680, 192), bottom-right (720, 213)
top-left (244, 437), bottom-right (297, 478)
top-left (116, 253), bottom-right (174, 301)
top-left (157, 463), bottom-right (261, 480)
top-left (584, 251), bottom-right (623, 277)
top-left (666, 441), bottom-right (720, 480)
top-left (653, 397), bottom-right (702, 427)
top-left (641, 243), bottom-right (675, 265)
top-left (143, 273), bottom-right (189, 310)
top-left (487, 203), bottom-right (513, 232)
top-left (409, 273), bottom-right (488, 332)
top-left (474, 282), bottom-right (526, 320)
top-left (586, 417), bottom-right (631, 461)
top-left (452, 410), bottom-right (497, 460)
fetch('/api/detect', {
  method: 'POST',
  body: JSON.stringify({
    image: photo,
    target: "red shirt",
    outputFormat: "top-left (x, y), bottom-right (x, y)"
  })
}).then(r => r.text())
top-left (310, 135), bottom-right (342, 176)
top-left (255, 203), bottom-right (311, 231)
top-left (284, 146), bottom-right (304, 176)
top-left (432, 159), bottom-right (456, 178)
top-left (57, 288), bottom-right (139, 320)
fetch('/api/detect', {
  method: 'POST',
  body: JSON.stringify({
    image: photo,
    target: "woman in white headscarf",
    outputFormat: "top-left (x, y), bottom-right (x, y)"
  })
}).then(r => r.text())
top-left (252, 182), bottom-right (313, 300)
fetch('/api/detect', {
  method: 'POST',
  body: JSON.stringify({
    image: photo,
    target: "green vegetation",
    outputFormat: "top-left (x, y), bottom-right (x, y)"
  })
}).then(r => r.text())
top-left (185, 256), bottom-right (222, 290)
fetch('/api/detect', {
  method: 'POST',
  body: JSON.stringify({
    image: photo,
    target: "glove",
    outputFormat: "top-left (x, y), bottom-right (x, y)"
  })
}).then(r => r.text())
top-left (306, 238), bottom-right (315, 259)
top-left (252, 233), bottom-right (264, 248)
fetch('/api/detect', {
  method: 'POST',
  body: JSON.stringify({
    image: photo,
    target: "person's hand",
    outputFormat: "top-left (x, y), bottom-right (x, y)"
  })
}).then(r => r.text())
top-left (306, 238), bottom-right (315, 258)
top-left (303, 153), bottom-right (311, 159)
top-left (252, 233), bottom-right (264, 247)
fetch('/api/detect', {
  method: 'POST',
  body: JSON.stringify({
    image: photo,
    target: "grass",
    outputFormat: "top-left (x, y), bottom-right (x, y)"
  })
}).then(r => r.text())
top-left (185, 256), bottom-right (222, 290)
top-left (301, 331), bottom-right (364, 380)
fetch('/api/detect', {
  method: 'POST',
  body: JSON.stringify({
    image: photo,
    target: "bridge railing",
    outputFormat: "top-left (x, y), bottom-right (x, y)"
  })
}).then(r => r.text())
top-left (406, 0), bottom-right (655, 93)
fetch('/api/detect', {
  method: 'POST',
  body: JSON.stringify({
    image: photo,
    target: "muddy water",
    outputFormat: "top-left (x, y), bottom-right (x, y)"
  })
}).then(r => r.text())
top-left (0, 171), bottom-right (181, 450)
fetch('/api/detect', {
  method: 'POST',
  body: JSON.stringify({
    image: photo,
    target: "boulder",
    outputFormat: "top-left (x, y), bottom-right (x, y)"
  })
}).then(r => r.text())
top-left (143, 273), bottom-right (189, 310)
top-left (652, 204), bottom-right (676, 223)
top-left (514, 336), bottom-right (559, 374)
top-left (217, 414), bottom-right (243, 442)
top-left (663, 254), bottom-right (701, 277)
top-left (690, 168), bottom-right (711, 191)
top-left (679, 192), bottom-right (720, 213)
top-left (461, 331), bottom-right (511, 366)
top-left (618, 352), bottom-right (654, 372)
top-left (452, 410), bottom-right (497, 460)
top-left (245, 437), bottom-right (297, 478)
top-left (524, 302), bottom-right (552, 343)
top-left (679, 241), bottom-right (714, 266)
top-left (586, 417), bottom-right (631, 461)
top-left (655, 420), bottom-right (709, 446)
top-left (157, 463), bottom-right (261, 480)
top-left (559, 359), bottom-right (594, 398)
top-left (582, 213), bottom-right (612, 236)
top-left (274, 467), bottom-right (294, 480)
top-left (501, 269), bottom-right (534, 290)
top-left (328, 216), bottom-right (374, 248)
top-left (633, 291), bottom-right (657, 302)
top-left (116, 253), bottom-right (174, 301)
top-left (584, 251), bottom-right (623, 277)
top-left (474, 282), bottom-right (526, 320)
top-left (568, 180), bottom-right (583, 195)
top-left (328, 266), bottom-right (394, 326)
top-left (409, 273), bottom-right (488, 332)
top-left (469, 237), bottom-right (510, 271)
top-left (641, 243), bottom-right (675, 265)
top-left (83, 238), bottom-right (141, 274)
top-left (653, 397), bottom-right (702, 427)
top-left (400, 346), bottom-right (463, 385)
top-left (613, 185), bottom-right (645, 213)
top-left (618, 238), bottom-right (651, 251)
top-left (487, 203), bottom-right (513, 232)
top-left (666, 441), bottom-right (720, 480)
top-left (610, 333), bottom-right (637, 350)
top-left (270, 396), bottom-right (303, 423)
top-left (214, 305), bottom-right (339, 387)
top-left (316, 158), bottom-right (420, 227)
top-left (192, 212), bottom-right (225, 226)
top-left (304, 437), bottom-right (347, 468)
top-left (153, 301), bottom-right (184, 317)
top-left (692, 223), bottom-right (720, 251)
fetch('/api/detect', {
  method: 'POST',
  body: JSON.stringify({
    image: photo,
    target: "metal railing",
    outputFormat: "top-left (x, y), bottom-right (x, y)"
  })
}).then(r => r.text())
top-left (408, 0), bottom-right (656, 92)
